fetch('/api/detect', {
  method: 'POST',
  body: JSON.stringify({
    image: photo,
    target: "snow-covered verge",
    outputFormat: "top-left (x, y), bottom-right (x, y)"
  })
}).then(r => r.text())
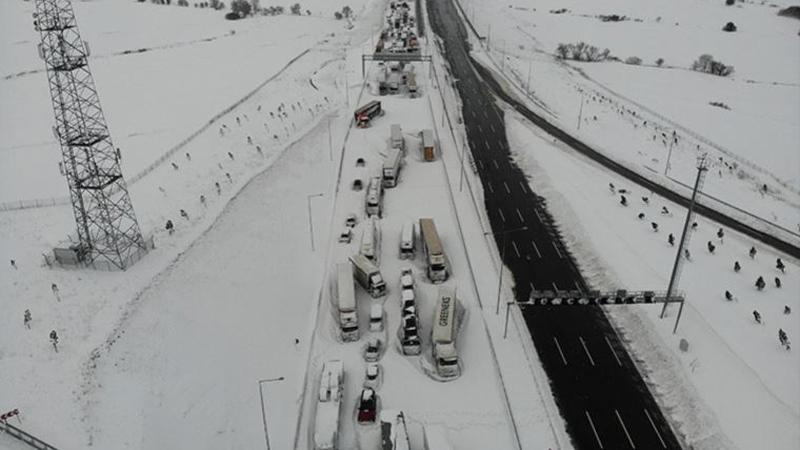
top-left (0, 0), bottom-right (384, 447)
top-left (505, 110), bottom-right (800, 450)
top-left (456, 0), bottom-right (800, 237)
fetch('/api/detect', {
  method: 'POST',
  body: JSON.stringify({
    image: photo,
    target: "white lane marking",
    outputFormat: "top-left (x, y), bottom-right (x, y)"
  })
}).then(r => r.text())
top-left (498, 208), bottom-right (506, 223)
top-left (615, 409), bottom-right (636, 449)
top-left (552, 242), bottom-right (563, 258)
top-left (515, 208), bottom-right (524, 223)
top-left (511, 240), bottom-right (520, 258)
top-left (484, 139), bottom-right (490, 150)
top-left (533, 208), bottom-right (544, 223)
top-left (579, 336), bottom-right (595, 366)
top-left (553, 337), bottom-right (568, 365)
top-left (605, 336), bottom-right (622, 366)
top-left (487, 181), bottom-right (494, 194)
top-left (574, 280), bottom-right (583, 292)
top-left (478, 124), bottom-right (484, 134)
top-left (490, 124), bottom-right (496, 133)
top-left (483, 110), bottom-right (488, 119)
top-left (644, 409), bottom-right (667, 449)
top-left (519, 181), bottom-right (527, 194)
top-left (492, 159), bottom-right (499, 169)
top-left (476, 160), bottom-right (484, 170)
top-left (552, 281), bottom-right (559, 291)
top-left (531, 240), bottom-right (541, 258)
top-left (585, 411), bottom-right (604, 449)
top-left (503, 182), bottom-right (511, 194)
top-left (529, 281), bottom-right (536, 292)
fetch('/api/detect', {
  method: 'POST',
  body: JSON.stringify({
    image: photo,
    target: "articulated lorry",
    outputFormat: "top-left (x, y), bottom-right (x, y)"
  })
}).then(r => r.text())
top-left (350, 253), bottom-right (387, 298)
top-left (390, 124), bottom-right (405, 151)
top-left (365, 176), bottom-right (384, 217)
top-left (419, 218), bottom-right (448, 283)
top-left (382, 147), bottom-right (403, 188)
top-left (359, 215), bottom-right (381, 264)
top-left (334, 263), bottom-right (359, 342)
top-left (355, 101), bottom-right (384, 128)
top-left (432, 286), bottom-right (460, 378)
top-left (314, 360), bottom-right (344, 450)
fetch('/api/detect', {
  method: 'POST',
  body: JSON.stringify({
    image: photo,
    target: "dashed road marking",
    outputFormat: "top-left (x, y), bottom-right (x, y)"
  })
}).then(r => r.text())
top-left (579, 336), bottom-right (595, 366)
top-left (516, 208), bottom-right (525, 223)
top-left (553, 337), bottom-right (568, 365)
top-left (552, 242), bottom-right (564, 258)
top-left (585, 411), bottom-right (604, 449)
top-left (519, 181), bottom-right (527, 194)
top-left (498, 208), bottom-right (506, 223)
top-left (531, 240), bottom-right (541, 258)
top-left (605, 336), bottom-right (622, 366)
top-left (503, 182), bottom-right (511, 194)
top-left (487, 181), bottom-right (494, 194)
top-left (492, 159), bottom-right (499, 169)
top-left (615, 409), bottom-right (636, 449)
top-left (511, 240), bottom-right (520, 258)
top-left (644, 409), bottom-right (667, 449)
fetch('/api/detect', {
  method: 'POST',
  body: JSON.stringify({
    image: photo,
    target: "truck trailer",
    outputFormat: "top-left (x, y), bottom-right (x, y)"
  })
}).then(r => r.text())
top-left (432, 286), bottom-right (460, 378)
top-left (350, 253), bottom-right (387, 298)
top-left (355, 101), bottom-right (384, 128)
top-left (314, 360), bottom-right (344, 450)
top-left (359, 215), bottom-right (381, 264)
top-left (420, 129), bottom-right (435, 161)
top-left (334, 263), bottom-right (359, 342)
top-left (419, 218), bottom-right (448, 282)
top-left (365, 176), bottom-right (384, 217)
top-left (382, 147), bottom-right (403, 188)
top-left (390, 124), bottom-right (405, 151)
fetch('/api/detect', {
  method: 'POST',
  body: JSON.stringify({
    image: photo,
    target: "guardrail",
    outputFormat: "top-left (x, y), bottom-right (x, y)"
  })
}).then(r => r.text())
top-left (1, 422), bottom-right (59, 450)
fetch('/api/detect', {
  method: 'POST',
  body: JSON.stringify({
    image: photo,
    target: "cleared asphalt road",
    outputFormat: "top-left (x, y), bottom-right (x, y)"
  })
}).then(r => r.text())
top-left (427, 0), bottom-right (683, 448)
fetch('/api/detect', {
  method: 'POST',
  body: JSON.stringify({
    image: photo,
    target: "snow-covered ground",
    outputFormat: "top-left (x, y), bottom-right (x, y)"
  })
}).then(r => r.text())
top-left (457, 0), bottom-right (800, 238)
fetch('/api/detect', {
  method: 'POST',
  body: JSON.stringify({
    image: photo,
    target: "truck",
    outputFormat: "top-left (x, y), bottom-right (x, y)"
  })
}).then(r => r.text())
top-left (419, 218), bottom-right (448, 282)
top-left (314, 360), bottom-right (344, 450)
top-left (390, 124), bottom-right (405, 151)
top-left (365, 176), bottom-right (384, 217)
top-left (407, 72), bottom-right (417, 96)
top-left (359, 215), bottom-right (380, 264)
top-left (399, 221), bottom-right (415, 259)
top-left (334, 263), bottom-right (359, 342)
top-left (382, 147), bottom-right (403, 188)
top-left (350, 253), bottom-right (387, 298)
top-left (432, 286), bottom-right (460, 378)
top-left (420, 129), bottom-right (435, 161)
top-left (355, 101), bottom-right (384, 128)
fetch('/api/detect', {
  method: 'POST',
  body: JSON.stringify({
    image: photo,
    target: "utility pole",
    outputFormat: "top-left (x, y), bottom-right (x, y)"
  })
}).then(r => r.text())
top-left (485, 226), bottom-right (527, 314)
top-left (458, 131), bottom-right (467, 192)
top-left (501, 40), bottom-right (506, 72)
top-left (664, 135), bottom-right (676, 176)
top-left (660, 156), bottom-right (709, 335)
top-left (526, 59), bottom-right (532, 98)
top-left (327, 118), bottom-right (333, 161)
top-left (576, 92), bottom-right (585, 130)
top-left (306, 193), bottom-right (324, 251)
top-left (258, 376), bottom-right (285, 450)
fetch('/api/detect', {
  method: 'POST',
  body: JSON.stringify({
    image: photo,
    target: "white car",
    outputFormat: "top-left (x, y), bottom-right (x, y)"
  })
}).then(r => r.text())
top-left (338, 227), bottom-right (352, 243)
top-left (364, 338), bottom-right (382, 362)
top-left (345, 213), bottom-right (358, 227)
top-left (369, 303), bottom-right (384, 332)
top-left (399, 268), bottom-right (414, 290)
top-left (364, 362), bottom-right (380, 388)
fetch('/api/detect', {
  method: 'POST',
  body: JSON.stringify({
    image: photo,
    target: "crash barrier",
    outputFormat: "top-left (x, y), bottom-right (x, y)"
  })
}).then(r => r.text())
top-left (1, 421), bottom-right (59, 450)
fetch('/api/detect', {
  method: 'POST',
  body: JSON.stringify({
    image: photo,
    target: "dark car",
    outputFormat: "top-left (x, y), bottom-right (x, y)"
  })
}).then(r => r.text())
top-left (357, 387), bottom-right (377, 424)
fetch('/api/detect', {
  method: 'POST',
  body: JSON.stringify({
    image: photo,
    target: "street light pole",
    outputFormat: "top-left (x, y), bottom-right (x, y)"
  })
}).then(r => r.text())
top-left (306, 193), bottom-right (324, 251)
top-left (258, 376), bottom-right (285, 450)
top-left (526, 59), bottom-right (532, 98)
top-left (576, 92), bottom-right (585, 130)
top-left (485, 226), bottom-right (528, 315)
top-left (328, 118), bottom-right (333, 162)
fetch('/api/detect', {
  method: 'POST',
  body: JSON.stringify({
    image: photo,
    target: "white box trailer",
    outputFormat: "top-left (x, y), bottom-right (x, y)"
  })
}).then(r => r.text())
top-left (432, 287), bottom-right (460, 378)
top-left (359, 216), bottom-right (381, 264)
top-left (314, 360), bottom-right (344, 450)
top-left (350, 253), bottom-right (387, 298)
top-left (382, 147), bottom-right (403, 188)
top-left (421, 129), bottom-right (435, 162)
top-left (335, 263), bottom-right (359, 342)
top-left (419, 218), bottom-right (448, 282)
top-left (365, 176), bottom-right (384, 217)
top-left (399, 221), bottom-right (415, 259)
top-left (390, 124), bottom-right (405, 151)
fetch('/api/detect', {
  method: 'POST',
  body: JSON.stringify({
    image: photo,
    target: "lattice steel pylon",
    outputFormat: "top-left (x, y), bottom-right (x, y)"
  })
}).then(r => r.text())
top-left (33, 0), bottom-right (146, 270)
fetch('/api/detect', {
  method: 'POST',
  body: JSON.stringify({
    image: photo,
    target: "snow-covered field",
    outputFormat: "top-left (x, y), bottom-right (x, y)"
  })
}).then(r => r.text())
top-left (458, 0), bottom-right (800, 238)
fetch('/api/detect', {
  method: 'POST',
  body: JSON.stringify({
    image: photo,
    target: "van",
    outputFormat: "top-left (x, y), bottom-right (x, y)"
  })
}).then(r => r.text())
top-left (399, 222), bottom-right (415, 259)
top-left (370, 303), bottom-right (384, 332)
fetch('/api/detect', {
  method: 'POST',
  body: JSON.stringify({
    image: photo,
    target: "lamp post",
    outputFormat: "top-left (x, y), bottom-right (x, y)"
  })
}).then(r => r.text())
top-left (485, 226), bottom-right (528, 314)
top-left (257, 376), bottom-right (285, 450)
top-left (306, 193), bottom-right (324, 251)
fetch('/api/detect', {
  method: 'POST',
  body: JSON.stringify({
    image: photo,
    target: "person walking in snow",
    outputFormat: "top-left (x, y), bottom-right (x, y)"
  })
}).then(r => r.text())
top-left (228, 151), bottom-right (235, 161)
top-left (247, 136), bottom-right (252, 145)
top-left (225, 172), bottom-right (232, 183)
top-left (784, 306), bottom-right (792, 315)
top-left (180, 209), bottom-right (189, 221)
top-left (707, 241), bottom-right (716, 254)
top-left (51, 283), bottom-right (60, 302)
top-left (185, 152), bottom-right (192, 161)
top-left (734, 261), bottom-right (741, 273)
top-left (684, 249), bottom-right (692, 261)
top-left (256, 145), bottom-right (263, 156)
top-left (775, 277), bottom-right (782, 288)
top-left (724, 290), bottom-right (733, 301)
top-left (641, 196), bottom-right (649, 205)
top-left (749, 246), bottom-right (757, 259)
top-left (608, 182), bottom-right (616, 194)
top-left (620, 195), bottom-right (628, 207)
top-left (778, 329), bottom-right (791, 350)
top-left (755, 276), bottom-right (766, 291)
top-left (776, 258), bottom-right (785, 273)
top-left (24, 309), bottom-right (31, 329)
top-left (200, 195), bottom-right (206, 207)
top-left (638, 213), bottom-right (645, 220)
top-left (661, 206), bottom-right (670, 216)
top-left (716, 228), bottom-right (724, 243)
top-left (753, 310), bottom-right (762, 324)
top-left (165, 219), bottom-right (174, 235)
top-left (215, 182), bottom-right (221, 195)
top-left (651, 222), bottom-right (659, 232)
top-left (668, 233), bottom-right (675, 246)
top-left (50, 330), bottom-right (59, 352)
top-left (10, 259), bottom-right (17, 269)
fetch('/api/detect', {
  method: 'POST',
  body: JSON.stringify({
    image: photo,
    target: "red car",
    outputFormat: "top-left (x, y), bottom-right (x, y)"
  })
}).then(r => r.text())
top-left (357, 387), bottom-right (377, 424)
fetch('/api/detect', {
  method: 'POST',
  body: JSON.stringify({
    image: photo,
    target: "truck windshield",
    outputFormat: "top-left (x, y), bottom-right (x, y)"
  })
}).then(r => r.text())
top-left (438, 357), bottom-right (458, 367)
top-left (343, 325), bottom-right (358, 333)
top-left (431, 263), bottom-right (445, 272)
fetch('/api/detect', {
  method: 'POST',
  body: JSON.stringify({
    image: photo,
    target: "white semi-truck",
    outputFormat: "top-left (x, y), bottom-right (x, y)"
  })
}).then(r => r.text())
top-left (390, 124), bottom-right (405, 151)
top-left (314, 360), bottom-right (344, 450)
top-left (334, 262), bottom-right (359, 342)
top-left (359, 215), bottom-right (381, 264)
top-left (419, 218), bottom-right (448, 283)
top-left (382, 147), bottom-right (403, 188)
top-left (399, 221), bottom-right (415, 259)
top-left (350, 253), bottom-right (387, 298)
top-left (365, 176), bottom-right (384, 217)
top-left (432, 286), bottom-right (460, 378)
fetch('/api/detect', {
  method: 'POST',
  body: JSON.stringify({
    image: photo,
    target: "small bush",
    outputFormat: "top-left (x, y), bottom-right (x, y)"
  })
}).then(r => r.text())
top-left (625, 56), bottom-right (642, 65)
top-left (342, 5), bottom-right (352, 18)
top-left (230, 0), bottom-right (251, 16)
top-left (555, 42), bottom-right (611, 62)
top-left (334, 11), bottom-right (343, 19)
top-left (725, 0), bottom-right (735, 5)
top-left (225, 11), bottom-right (239, 19)
top-left (692, 54), bottom-right (734, 77)
top-left (290, 3), bottom-right (301, 15)
top-left (709, 101), bottom-right (731, 110)
top-left (655, 57), bottom-right (664, 66)
top-left (722, 21), bottom-right (737, 31)
top-left (777, 6), bottom-right (800, 19)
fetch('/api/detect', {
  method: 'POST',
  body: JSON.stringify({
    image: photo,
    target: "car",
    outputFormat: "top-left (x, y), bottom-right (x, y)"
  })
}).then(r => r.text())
top-left (400, 288), bottom-right (415, 306)
top-left (364, 363), bottom-right (380, 388)
top-left (356, 157), bottom-right (366, 167)
top-left (357, 388), bottom-right (377, 424)
top-left (338, 227), bottom-right (352, 243)
top-left (402, 314), bottom-right (417, 331)
top-left (364, 338), bottom-right (382, 362)
top-left (345, 213), bottom-right (358, 228)
top-left (400, 268), bottom-right (414, 290)
top-left (369, 303), bottom-right (384, 332)
top-left (352, 179), bottom-right (363, 191)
